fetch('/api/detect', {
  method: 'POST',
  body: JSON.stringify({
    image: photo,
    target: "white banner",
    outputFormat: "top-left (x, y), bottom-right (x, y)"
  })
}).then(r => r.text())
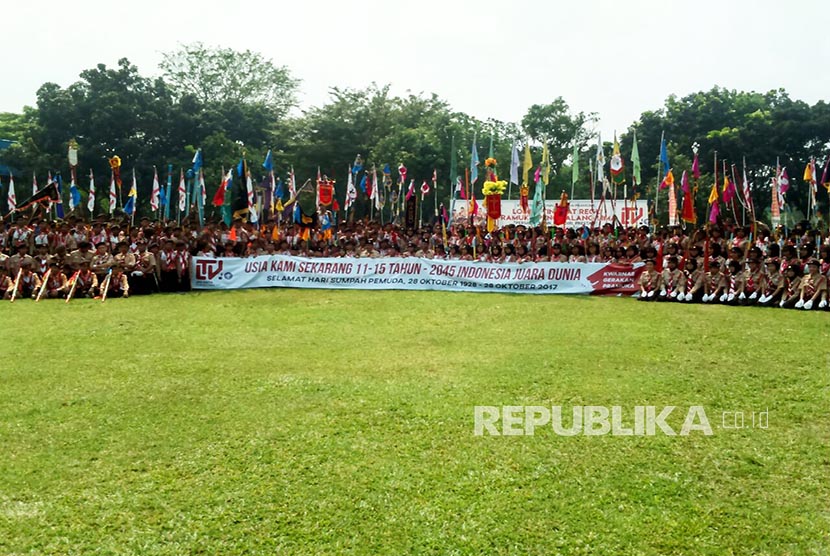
top-left (452, 199), bottom-right (649, 228)
top-left (192, 255), bottom-right (644, 295)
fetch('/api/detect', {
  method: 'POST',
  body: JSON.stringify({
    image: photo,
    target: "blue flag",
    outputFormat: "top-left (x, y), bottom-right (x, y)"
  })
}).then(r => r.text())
top-left (470, 136), bottom-right (480, 184)
top-left (659, 135), bottom-right (670, 176)
top-left (293, 201), bottom-right (301, 223)
top-left (69, 178), bottom-right (81, 209)
top-left (262, 149), bottom-right (273, 171)
top-left (237, 159), bottom-right (244, 177)
top-left (275, 177), bottom-right (284, 200)
top-left (192, 149), bottom-right (203, 173)
top-left (359, 175), bottom-right (367, 194)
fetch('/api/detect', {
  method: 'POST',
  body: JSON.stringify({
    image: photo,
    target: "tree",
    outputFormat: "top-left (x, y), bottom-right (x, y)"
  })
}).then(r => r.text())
top-left (160, 43), bottom-right (299, 118)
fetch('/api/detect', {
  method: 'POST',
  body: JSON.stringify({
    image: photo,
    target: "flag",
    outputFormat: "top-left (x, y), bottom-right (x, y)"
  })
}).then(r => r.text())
top-left (668, 178), bottom-right (677, 226)
top-left (542, 143), bottom-right (550, 185)
top-left (741, 164), bottom-right (752, 211)
top-left (345, 166), bottom-right (357, 210)
top-left (470, 136), bottom-right (479, 184)
top-left (707, 182), bottom-right (719, 223)
top-left (405, 179), bottom-right (415, 201)
top-left (631, 131), bottom-right (641, 185)
top-left (289, 167), bottom-right (297, 198)
top-left (7, 173), bottom-right (15, 212)
top-left (358, 174), bottom-right (367, 195)
top-left (529, 178), bottom-right (545, 226)
top-left (371, 166), bottom-right (380, 210)
top-left (510, 141), bottom-right (520, 186)
top-left (12, 180), bottom-right (61, 212)
top-left (681, 170), bottom-right (696, 224)
top-left (691, 147), bottom-right (700, 180)
top-left (246, 170), bottom-right (258, 223)
top-left (192, 149), bottom-right (203, 174)
top-left (150, 167), bottom-right (161, 211)
top-left (54, 173), bottom-right (64, 219)
top-left (708, 182), bottom-right (719, 205)
top-left (522, 142), bottom-right (532, 185)
top-left (214, 168), bottom-right (230, 207)
top-left (421, 180), bottom-right (430, 195)
top-left (124, 169), bottom-right (138, 215)
top-left (659, 169), bottom-right (674, 190)
top-left (722, 175), bottom-right (735, 204)
top-left (779, 167), bottom-right (789, 195)
top-left (821, 153), bottom-right (830, 190)
top-left (596, 133), bottom-right (605, 182)
top-left (572, 139), bottom-right (580, 186)
top-left (109, 172), bottom-right (117, 214)
top-left (553, 191), bottom-right (569, 226)
top-left (262, 149), bottom-right (273, 172)
top-left (32, 172), bottom-right (38, 195)
top-left (87, 169), bottom-right (95, 213)
top-left (177, 168), bottom-right (187, 213)
top-left (659, 133), bottom-right (670, 176)
top-left (457, 176), bottom-right (466, 200)
top-left (610, 134), bottom-right (625, 185)
top-left (69, 174), bottom-right (81, 211)
top-left (199, 169), bottom-right (206, 207)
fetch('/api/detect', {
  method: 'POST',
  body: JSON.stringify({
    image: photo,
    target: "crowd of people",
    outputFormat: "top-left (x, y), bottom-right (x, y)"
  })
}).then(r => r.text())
top-left (0, 212), bottom-right (828, 309)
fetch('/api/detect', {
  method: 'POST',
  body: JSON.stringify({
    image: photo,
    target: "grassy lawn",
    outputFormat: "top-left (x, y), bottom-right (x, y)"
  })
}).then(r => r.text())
top-left (0, 290), bottom-right (828, 555)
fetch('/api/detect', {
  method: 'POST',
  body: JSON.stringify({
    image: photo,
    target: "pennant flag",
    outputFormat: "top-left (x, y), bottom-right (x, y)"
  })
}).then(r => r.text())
top-left (246, 170), bottom-right (258, 223)
top-left (595, 133), bottom-right (605, 182)
top-left (722, 175), bottom-right (735, 204)
top-left (631, 131), bottom-right (641, 185)
top-left (691, 144), bottom-right (701, 180)
top-left (803, 159), bottom-right (813, 183)
top-left (681, 170), bottom-right (696, 224)
top-left (660, 169), bottom-right (674, 190)
top-left (542, 143), bottom-right (550, 185)
top-left (213, 168), bottom-right (229, 207)
top-left (32, 172), bottom-right (38, 195)
top-left (610, 134), bottom-right (625, 185)
top-left (199, 169), bottom-right (207, 207)
top-left (529, 178), bottom-right (545, 226)
top-left (510, 141), bottom-right (520, 186)
top-left (522, 142), bottom-right (532, 185)
top-left (708, 182), bottom-right (719, 205)
top-left (150, 167), bottom-right (161, 211)
top-left (457, 176), bottom-right (466, 200)
top-left (275, 176), bottom-right (285, 200)
top-left (708, 196), bottom-right (720, 224)
top-left (659, 133), bottom-right (670, 176)
top-left (358, 174), bottom-right (367, 195)
top-left (69, 174), bottom-right (81, 211)
top-left (124, 169), bottom-right (138, 215)
top-left (178, 169), bottom-right (186, 213)
top-left (470, 136), bottom-right (480, 185)
top-left (262, 149), bottom-right (273, 172)
top-left (421, 180), bottom-right (430, 195)
top-left (7, 173), bottom-right (15, 212)
top-left (87, 169), bottom-right (95, 213)
top-left (345, 166), bottom-right (357, 210)
top-left (398, 163), bottom-right (407, 185)
top-left (779, 167), bottom-right (790, 195)
top-left (572, 139), bottom-right (580, 186)
top-left (371, 166), bottom-right (380, 210)
top-left (54, 173), bottom-right (64, 219)
top-left (405, 179), bottom-right (416, 201)
top-left (289, 166), bottom-right (297, 198)
top-left (741, 164), bottom-right (752, 211)
top-left (553, 191), bottom-right (569, 226)
top-left (352, 154), bottom-right (364, 176)
top-left (192, 149), bottom-right (203, 173)
top-left (109, 172), bottom-right (117, 214)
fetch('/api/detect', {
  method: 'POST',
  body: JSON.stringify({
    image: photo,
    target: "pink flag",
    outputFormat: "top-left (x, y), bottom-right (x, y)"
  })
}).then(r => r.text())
top-left (692, 152), bottom-right (700, 180)
top-left (533, 166), bottom-right (541, 183)
top-left (681, 170), bottom-right (690, 194)
top-left (779, 167), bottom-right (790, 195)
top-left (708, 199), bottom-right (720, 224)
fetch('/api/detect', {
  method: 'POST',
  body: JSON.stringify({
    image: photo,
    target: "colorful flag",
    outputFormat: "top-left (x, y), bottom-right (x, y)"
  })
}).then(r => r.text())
top-left (553, 191), bottom-right (569, 226)
top-left (192, 149), bottom-right (203, 173)
top-left (659, 170), bottom-right (674, 190)
top-left (199, 169), bottom-right (206, 207)
top-left (213, 169), bottom-right (229, 207)
top-left (87, 169), bottom-right (95, 213)
top-left (668, 178), bottom-right (677, 226)
top-left (529, 178), bottom-right (545, 226)
top-left (779, 167), bottom-right (790, 196)
top-left (69, 174), bottom-right (81, 211)
top-left (345, 166), bottom-right (357, 210)
top-left (289, 167), bottom-right (297, 199)
top-left (421, 180), bottom-right (430, 195)
top-left (150, 167), bottom-right (160, 211)
top-left (722, 175), bottom-right (735, 204)
top-left (681, 170), bottom-right (696, 224)
top-left (262, 149), bottom-right (273, 172)
top-left (405, 179), bottom-right (415, 201)
top-left (54, 173), bottom-right (64, 219)
top-left (659, 133), bottom-right (670, 177)
top-left (610, 134), bottom-right (625, 185)
top-left (371, 166), bottom-right (380, 210)
top-left (124, 169), bottom-right (138, 215)
top-left (691, 145), bottom-right (700, 180)
top-left (7, 173), bottom-right (15, 212)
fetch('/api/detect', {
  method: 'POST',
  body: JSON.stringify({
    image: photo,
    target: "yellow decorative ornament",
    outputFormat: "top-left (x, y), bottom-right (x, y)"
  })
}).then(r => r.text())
top-left (482, 180), bottom-right (507, 196)
top-left (484, 157), bottom-right (497, 168)
top-left (109, 156), bottom-right (121, 170)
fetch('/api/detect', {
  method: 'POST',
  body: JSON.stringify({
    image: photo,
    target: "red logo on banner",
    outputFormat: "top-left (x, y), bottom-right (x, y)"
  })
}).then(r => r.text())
top-left (194, 259), bottom-right (223, 280)
top-left (586, 264), bottom-right (644, 295)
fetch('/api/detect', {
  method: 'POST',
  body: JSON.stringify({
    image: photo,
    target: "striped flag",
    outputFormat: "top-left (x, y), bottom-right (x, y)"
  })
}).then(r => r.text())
top-left (109, 171), bottom-right (117, 214)
top-left (32, 172), bottom-right (38, 195)
top-left (178, 169), bottom-right (186, 213)
top-left (246, 170), bottom-right (258, 223)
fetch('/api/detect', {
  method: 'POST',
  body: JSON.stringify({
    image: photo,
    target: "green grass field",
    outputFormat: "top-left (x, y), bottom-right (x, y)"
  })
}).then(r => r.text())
top-left (0, 290), bottom-right (828, 555)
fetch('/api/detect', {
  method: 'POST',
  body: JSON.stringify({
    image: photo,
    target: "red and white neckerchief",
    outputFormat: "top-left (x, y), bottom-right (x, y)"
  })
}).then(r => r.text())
top-left (37, 258), bottom-right (48, 274)
top-left (728, 275), bottom-right (737, 296)
top-left (686, 272), bottom-right (695, 292)
top-left (665, 272), bottom-right (675, 294)
top-left (746, 274), bottom-right (756, 293)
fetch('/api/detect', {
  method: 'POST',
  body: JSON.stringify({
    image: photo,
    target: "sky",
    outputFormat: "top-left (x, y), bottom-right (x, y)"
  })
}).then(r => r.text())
top-left (3, 0), bottom-right (828, 140)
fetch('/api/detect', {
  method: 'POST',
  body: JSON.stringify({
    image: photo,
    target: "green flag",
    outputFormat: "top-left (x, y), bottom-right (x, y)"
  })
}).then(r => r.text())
top-left (632, 130), bottom-right (641, 186)
top-left (529, 178), bottom-right (545, 226)
top-left (572, 140), bottom-right (579, 186)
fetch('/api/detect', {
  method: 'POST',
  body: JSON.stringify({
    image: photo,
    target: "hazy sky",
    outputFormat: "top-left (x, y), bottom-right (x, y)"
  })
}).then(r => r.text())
top-left (4, 0), bottom-right (828, 139)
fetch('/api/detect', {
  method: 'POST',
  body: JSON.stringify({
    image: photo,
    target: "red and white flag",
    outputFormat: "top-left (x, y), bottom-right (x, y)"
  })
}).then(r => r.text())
top-left (150, 167), bottom-right (161, 211)
top-left (87, 169), bottom-right (95, 213)
top-left (7, 173), bottom-right (15, 211)
top-left (109, 171), bottom-right (117, 214)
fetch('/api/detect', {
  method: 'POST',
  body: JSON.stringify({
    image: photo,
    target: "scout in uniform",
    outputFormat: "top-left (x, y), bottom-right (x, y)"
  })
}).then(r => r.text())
top-left (91, 242), bottom-right (114, 280)
top-left (106, 264), bottom-right (130, 298)
top-left (68, 241), bottom-right (94, 270)
top-left (722, 260), bottom-right (745, 304)
top-left (4, 260), bottom-right (42, 300)
top-left (741, 258), bottom-right (764, 304)
top-left (758, 259), bottom-right (784, 306)
top-left (7, 244), bottom-right (35, 276)
top-left (659, 256), bottom-right (685, 300)
top-left (679, 258), bottom-right (705, 302)
top-left (796, 259), bottom-right (828, 310)
top-left (779, 265), bottom-right (802, 308)
top-left (638, 259), bottom-right (661, 300)
top-left (0, 267), bottom-right (12, 298)
top-left (702, 259), bottom-right (726, 303)
top-left (73, 261), bottom-right (99, 298)
top-left (43, 262), bottom-right (68, 299)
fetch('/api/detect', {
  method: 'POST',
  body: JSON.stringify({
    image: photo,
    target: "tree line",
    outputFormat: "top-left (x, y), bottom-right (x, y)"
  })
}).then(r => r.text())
top-left (1, 43), bottom-right (828, 226)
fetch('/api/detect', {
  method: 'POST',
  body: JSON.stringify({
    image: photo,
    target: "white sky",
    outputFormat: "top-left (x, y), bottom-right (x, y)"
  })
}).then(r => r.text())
top-left (3, 0), bottom-right (828, 139)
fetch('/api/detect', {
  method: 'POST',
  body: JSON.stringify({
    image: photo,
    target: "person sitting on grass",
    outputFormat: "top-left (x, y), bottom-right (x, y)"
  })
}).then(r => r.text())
top-left (638, 259), bottom-right (660, 300)
top-left (796, 259), bottom-right (827, 310)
